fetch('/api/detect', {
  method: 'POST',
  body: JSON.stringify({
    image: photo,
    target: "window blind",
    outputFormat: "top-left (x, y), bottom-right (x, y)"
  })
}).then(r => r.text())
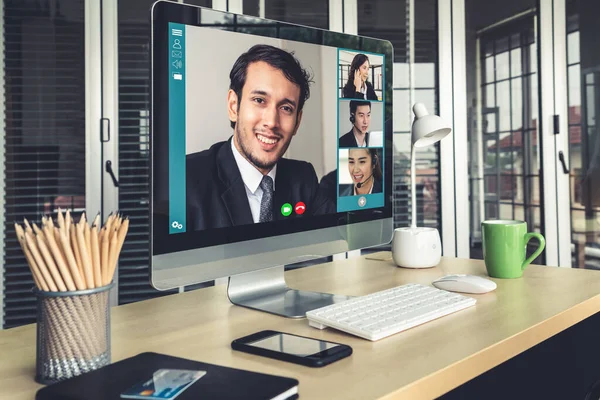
top-left (117, 1), bottom-right (172, 304)
top-left (2, 0), bottom-right (86, 328)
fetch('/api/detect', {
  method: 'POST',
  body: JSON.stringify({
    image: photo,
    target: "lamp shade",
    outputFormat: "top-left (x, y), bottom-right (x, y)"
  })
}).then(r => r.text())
top-left (411, 103), bottom-right (451, 148)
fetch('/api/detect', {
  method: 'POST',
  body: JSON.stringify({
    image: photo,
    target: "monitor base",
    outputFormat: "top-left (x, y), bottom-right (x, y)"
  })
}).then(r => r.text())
top-left (227, 266), bottom-right (352, 318)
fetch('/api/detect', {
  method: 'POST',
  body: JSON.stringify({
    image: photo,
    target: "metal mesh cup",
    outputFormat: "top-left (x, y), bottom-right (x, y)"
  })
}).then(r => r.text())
top-left (34, 283), bottom-right (113, 384)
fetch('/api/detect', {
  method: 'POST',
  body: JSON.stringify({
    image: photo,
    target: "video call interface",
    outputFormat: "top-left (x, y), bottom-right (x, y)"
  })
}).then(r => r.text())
top-left (167, 22), bottom-right (386, 234)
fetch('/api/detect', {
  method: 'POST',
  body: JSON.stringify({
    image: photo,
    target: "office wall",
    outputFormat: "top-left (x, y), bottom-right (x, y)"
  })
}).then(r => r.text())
top-left (184, 28), bottom-right (281, 152)
top-left (280, 39), bottom-right (332, 179)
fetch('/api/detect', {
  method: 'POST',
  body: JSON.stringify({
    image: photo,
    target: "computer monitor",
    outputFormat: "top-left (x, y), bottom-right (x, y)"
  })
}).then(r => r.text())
top-left (150, 0), bottom-right (394, 318)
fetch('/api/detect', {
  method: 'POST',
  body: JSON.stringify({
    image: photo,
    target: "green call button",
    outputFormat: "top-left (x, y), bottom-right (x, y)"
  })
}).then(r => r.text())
top-left (281, 203), bottom-right (292, 217)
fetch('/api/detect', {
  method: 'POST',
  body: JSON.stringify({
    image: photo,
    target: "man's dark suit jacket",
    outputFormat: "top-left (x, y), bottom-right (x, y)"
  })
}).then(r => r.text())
top-left (339, 178), bottom-right (383, 197)
top-left (186, 139), bottom-right (335, 231)
top-left (342, 81), bottom-right (378, 100)
top-left (339, 129), bottom-right (369, 148)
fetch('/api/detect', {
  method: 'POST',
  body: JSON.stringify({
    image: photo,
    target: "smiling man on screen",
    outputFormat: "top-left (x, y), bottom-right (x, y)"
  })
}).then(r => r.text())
top-left (186, 45), bottom-right (334, 231)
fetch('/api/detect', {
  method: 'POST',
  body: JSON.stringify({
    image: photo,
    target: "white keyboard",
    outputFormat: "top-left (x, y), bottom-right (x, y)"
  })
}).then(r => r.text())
top-left (306, 283), bottom-right (476, 341)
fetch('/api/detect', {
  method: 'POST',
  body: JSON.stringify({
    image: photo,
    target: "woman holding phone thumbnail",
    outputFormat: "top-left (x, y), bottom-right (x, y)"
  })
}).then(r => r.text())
top-left (340, 148), bottom-right (382, 196)
top-left (342, 53), bottom-right (378, 100)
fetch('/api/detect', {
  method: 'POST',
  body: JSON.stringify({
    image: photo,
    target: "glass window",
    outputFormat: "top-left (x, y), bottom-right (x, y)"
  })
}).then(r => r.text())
top-left (567, 31), bottom-right (580, 65)
top-left (568, 64), bottom-right (581, 107)
top-left (393, 90), bottom-right (411, 132)
top-left (510, 48), bottom-right (521, 77)
top-left (496, 51), bottom-right (510, 81)
top-left (485, 56), bottom-right (495, 83)
top-left (414, 63), bottom-right (436, 88)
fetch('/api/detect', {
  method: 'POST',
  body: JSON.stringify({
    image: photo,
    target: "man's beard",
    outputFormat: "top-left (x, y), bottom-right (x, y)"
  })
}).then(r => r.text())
top-left (236, 123), bottom-right (290, 171)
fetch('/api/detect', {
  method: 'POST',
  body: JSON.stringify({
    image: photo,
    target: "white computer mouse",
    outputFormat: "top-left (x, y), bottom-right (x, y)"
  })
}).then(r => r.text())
top-left (432, 274), bottom-right (497, 294)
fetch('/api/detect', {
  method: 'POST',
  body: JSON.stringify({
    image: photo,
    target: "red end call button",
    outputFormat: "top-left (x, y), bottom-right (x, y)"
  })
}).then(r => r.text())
top-left (294, 202), bottom-right (306, 215)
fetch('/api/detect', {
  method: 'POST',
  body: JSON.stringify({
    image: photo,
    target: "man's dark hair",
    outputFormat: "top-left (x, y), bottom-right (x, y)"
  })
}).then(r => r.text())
top-left (350, 100), bottom-right (371, 115)
top-left (229, 44), bottom-right (313, 129)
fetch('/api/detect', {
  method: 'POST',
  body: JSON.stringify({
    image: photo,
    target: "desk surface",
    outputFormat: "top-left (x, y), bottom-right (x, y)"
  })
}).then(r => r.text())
top-left (2, 254), bottom-right (600, 400)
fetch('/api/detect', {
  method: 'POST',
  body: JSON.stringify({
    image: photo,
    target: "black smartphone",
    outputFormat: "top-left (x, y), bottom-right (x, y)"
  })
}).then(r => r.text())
top-left (231, 330), bottom-right (352, 368)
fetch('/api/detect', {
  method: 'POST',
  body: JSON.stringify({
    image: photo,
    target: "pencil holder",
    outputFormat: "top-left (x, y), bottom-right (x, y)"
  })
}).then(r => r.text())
top-left (34, 283), bottom-right (113, 384)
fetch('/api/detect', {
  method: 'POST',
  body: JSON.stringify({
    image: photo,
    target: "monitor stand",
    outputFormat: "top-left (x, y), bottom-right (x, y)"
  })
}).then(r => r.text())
top-left (227, 265), bottom-right (352, 318)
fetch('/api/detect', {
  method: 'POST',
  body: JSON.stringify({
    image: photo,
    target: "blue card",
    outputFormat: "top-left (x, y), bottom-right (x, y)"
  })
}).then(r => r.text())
top-left (120, 369), bottom-right (206, 399)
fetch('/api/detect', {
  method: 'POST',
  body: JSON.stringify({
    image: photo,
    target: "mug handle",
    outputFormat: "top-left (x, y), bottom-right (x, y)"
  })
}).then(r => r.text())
top-left (522, 232), bottom-right (546, 270)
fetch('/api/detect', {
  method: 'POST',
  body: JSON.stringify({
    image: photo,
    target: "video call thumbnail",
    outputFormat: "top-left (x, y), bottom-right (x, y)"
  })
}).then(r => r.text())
top-left (338, 100), bottom-right (384, 148)
top-left (339, 148), bottom-right (383, 197)
top-left (338, 50), bottom-right (384, 101)
top-left (167, 23), bottom-right (385, 234)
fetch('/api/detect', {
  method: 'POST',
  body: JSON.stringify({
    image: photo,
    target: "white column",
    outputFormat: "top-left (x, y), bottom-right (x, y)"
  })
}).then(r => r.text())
top-left (101, 0), bottom-right (121, 305)
top-left (343, 0), bottom-right (358, 35)
top-left (551, 0), bottom-right (572, 267)
top-left (539, 0), bottom-right (559, 266)
top-left (438, 0), bottom-right (457, 257)
top-left (212, 0), bottom-right (228, 12)
top-left (85, 0), bottom-right (103, 221)
top-left (329, 0), bottom-right (344, 33)
top-left (228, 0), bottom-right (244, 14)
top-left (451, 0), bottom-right (470, 257)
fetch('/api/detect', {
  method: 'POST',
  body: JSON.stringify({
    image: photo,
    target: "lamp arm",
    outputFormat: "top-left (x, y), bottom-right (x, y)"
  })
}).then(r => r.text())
top-left (411, 145), bottom-right (417, 229)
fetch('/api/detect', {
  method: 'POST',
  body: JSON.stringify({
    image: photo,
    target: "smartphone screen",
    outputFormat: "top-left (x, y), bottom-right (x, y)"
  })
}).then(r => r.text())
top-left (247, 333), bottom-right (340, 357)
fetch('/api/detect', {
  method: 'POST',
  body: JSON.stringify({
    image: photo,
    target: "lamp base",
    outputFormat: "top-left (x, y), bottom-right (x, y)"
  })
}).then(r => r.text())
top-left (392, 227), bottom-right (441, 268)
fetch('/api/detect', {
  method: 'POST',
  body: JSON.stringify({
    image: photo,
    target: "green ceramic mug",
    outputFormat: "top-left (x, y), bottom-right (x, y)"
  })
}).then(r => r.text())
top-left (481, 220), bottom-right (545, 279)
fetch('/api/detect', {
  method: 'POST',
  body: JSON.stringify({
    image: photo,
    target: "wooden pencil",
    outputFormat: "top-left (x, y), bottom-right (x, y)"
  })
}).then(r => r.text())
top-left (113, 216), bottom-right (122, 233)
top-left (35, 233), bottom-right (67, 292)
top-left (42, 226), bottom-right (76, 291)
top-left (105, 227), bottom-right (119, 286)
top-left (70, 224), bottom-right (85, 284)
top-left (25, 231), bottom-right (59, 292)
top-left (76, 223), bottom-right (95, 289)
top-left (17, 211), bottom-right (129, 291)
top-left (47, 215), bottom-right (55, 229)
top-left (107, 218), bottom-right (129, 286)
top-left (57, 208), bottom-right (65, 234)
top-left (53, 227), bottom-right (66, 263)
top-left (100, 226), bottom-right (109, 285)
top-left (91, 224), bottom-right (102, 288)
top-left (84, 218), bottom-right (94, 284)
top-left (16, 228), bottom-right (42, 290)
top-left (32, 222), bottom-right (43, 236)
top-left (23, 218), bottom-right (32, 233)
top-left (65, 209), bottom-right (72, 235)
top-left (104, 214), bottom-right (114, 238)
top-left (15, 224), bottom-right (48, 291)
top-left (59, 230), bottom-right (86, 291)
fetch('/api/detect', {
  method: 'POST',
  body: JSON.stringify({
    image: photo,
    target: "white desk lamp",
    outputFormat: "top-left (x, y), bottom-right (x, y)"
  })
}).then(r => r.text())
top-left (392, 103), bottom-right (452, 268)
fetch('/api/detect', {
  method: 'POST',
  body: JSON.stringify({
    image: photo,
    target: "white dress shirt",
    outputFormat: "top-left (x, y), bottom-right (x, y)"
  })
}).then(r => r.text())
top-left (354, 179), bottom-right (374, 196)
top-left (360, 83), bottom-right (367, 99)
top-left (231, 139), bottom-right (277, 223)
top-left (353, 131), bottom-right (368, 147)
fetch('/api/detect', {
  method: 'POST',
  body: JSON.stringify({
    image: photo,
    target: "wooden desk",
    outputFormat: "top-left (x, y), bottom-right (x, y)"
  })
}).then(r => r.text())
top-left (1, 255), bottom-right (600, 400)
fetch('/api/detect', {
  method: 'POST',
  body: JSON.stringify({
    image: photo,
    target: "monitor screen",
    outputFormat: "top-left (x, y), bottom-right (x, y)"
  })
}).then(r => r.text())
top-left (151, 1), bottom-right (393, 289)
